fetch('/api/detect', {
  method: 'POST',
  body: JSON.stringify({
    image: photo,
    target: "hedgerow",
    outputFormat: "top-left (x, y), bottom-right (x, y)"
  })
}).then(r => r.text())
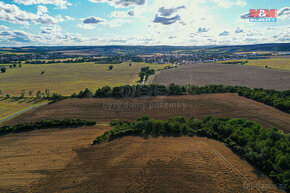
top-left (0, 119), bottom-right (96, 136)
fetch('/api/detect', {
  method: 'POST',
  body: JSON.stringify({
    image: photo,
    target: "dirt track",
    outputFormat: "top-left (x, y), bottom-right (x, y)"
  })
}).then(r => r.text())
top-left (152, 63), bottom-right (290, 90)
top-left (4, 94), bottom-right (290, 133)
top-left (31, 136), bottom-right (284, 193)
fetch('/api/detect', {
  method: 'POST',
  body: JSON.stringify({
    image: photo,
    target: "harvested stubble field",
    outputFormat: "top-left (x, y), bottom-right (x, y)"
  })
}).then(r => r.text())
top-left (0, 124), bottom-right (109, 193)
top-left (152, 63), bottom-right (290, 90)
top-left (0, 132), bottom-right (285, 193)
top-left (0, 62), bottom-right (169, 96)
top-left (4, 94), bottom-right (290, 133)
top-left (218, 58), bottom-right (290, 71)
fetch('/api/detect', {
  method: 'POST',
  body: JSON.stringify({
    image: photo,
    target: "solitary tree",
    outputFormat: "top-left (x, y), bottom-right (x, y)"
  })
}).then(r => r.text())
top-left (29, 90), bottom-right (33, 97)
top-left (109, 65), bottom-right (113, 70)
top-left (0, 89), bottom-right (3, 96)
top-left (129, 63), bottom-right (132, 67)
top-left (36, 90), bottom-right (42, 98)
top-left (20, 89), bottom-right (26, 98)
top-left (45, 89), bottom-right (50, 98)
top-left (1, 67), bottom-right (6, 73)
top-left (19, 63), bottom-right (22, 68)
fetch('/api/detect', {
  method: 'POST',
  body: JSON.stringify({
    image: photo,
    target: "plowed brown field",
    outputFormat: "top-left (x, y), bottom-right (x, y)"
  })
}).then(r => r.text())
top-left (152, 63), bottom-right (290, 90)
top-left (3, 94), bottom-right (290, 133)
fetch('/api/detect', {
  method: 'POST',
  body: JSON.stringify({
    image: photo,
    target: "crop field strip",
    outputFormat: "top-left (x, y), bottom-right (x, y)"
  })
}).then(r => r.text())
top-left (217, 58), bottom-right (290, 71)
top-left (0, 62), bottom-right (171, 96)
top-left (0, 98), bottom-right (49, 121)
top-left (4, 94), bottom-right (289, 133)
top-left (152, 63), bottom-right (290, 90)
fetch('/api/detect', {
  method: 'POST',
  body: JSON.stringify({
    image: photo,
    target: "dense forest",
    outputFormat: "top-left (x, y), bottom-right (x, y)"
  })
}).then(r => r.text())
top-left (72, 84), bottom-right (290, 113)
top-left (0, 119), bottom-right (96, 136)
top-left (93, 115), bottom-right (290, 190)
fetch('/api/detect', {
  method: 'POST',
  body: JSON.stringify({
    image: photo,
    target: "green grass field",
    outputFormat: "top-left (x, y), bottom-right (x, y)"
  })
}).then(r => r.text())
top-left (0, 98), bottom-right (48, 121)
top-left (0, 62), bottom-right (171, 96)
top-left (218, 58), bottom-right (290, 71)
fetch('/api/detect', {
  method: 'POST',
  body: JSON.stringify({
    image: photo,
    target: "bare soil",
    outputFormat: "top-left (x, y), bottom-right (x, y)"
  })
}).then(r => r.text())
top-left (0, 125), bottom-right (109, 193)
top-left (152, 63), bottom-right (290, 90)
top-left (31, 136), bottom-right (285, 193)
top-left (4, 94), bottom-right (290, 133)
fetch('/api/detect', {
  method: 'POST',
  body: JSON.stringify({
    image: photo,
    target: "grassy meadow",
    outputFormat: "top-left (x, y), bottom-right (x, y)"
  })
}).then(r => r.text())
top-left (0, 62), bottom-right (171, 96)
top-left (0, 98), bottom-right (48, 121)
top-left (218, 58), bottom-right (290, 71)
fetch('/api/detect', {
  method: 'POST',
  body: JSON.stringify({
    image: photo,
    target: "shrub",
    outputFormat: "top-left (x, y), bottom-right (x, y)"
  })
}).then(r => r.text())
top-left (0, 119), bottom-right (96, 136)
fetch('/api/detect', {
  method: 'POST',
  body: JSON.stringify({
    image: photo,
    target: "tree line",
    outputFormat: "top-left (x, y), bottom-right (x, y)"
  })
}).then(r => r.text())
top-left (1, 84), bottom-right (289, 113)
top-left (223, 61), bottom-right (248, 65)
top-left (0, 119), bottom-right (96, 136)
top-left (0, 89), bottom-right (66, 102)
top-left (0, 63), bottom-right (22, 73)
top-left (72, 84), bottom-right (289, 113)
top-left (93, 115), bottom-right (290, 190)
top-left (25, 58), bottom-right (99, 64)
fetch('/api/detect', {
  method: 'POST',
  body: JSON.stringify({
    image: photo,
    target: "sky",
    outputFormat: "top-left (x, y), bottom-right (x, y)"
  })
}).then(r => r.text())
top-left (0, 0), bottom-right (289, 47)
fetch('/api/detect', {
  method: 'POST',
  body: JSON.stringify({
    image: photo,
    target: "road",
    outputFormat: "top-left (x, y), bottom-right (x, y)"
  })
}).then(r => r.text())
top-left (0, 103), bottom-right (49, 124)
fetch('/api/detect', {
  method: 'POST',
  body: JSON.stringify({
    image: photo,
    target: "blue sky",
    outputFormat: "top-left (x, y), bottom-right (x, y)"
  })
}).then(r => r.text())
top-left (0, 0), bottom-right (289, 46)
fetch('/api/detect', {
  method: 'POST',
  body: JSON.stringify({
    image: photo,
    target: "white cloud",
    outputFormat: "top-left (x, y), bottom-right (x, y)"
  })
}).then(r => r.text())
top-left (0, 30), bottom-right (39, 43)
top-left (235, 0), bottom-right (247, 7)
top-left (109, 19), bottom-right (132, 27)
top-left (0, 2), bottom-right (62, 25)
top-left (88, 0), bottom-right (145, 8)
top-left (14, 0), bottom-right (71, 9)
top-left (64, 16), bottom-right (75, 21)
top-left (77, 23), bottom-right (98, 29)
top-left (0, 25), bottom-right (8, 30)
top-left (37, 5), bottom-right (48, 15)
top-left (240, 12), bottom-right (250, 19)
top-left (153, 14), bottom-right (181, 25)
top-left (77, 16), bottom-right (107, 29)
top-left (197, 27), bottom-right (209, 33)
top-left (235, 27), bottom-right (244, 33)
top-left (110, 10), bottom-right (134, 18)
top-left (210, 0), bottom-right (247, 8)
top-left (83, 16), bottom-right (106, 24)
top-left (158, 6), bottom-right (185, 17)
top-left (78, 16), bottom-right (132, 29)
top-left (278, 7), bottom-right (290, 20)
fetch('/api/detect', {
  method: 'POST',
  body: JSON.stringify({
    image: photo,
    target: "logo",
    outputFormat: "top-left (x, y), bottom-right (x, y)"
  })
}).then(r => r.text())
top-left (249, 9), bottom-right (277, 22)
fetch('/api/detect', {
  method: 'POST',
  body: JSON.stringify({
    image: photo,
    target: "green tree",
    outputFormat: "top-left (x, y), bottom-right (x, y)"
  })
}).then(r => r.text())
top-left (36, 90), bottom-right (42, 98)
top-left (108, 65), bottom-right (113, 70)
top-left (45, 89), bottom-right (50, 98)
top-left (1, 67), bottom-right (6, 73)
top-left (29, 90), bottom-right (33, 97)
top-left (20, 89), bottom-right (26, 98)
top-left (78, 88), bottom-right (93, 98)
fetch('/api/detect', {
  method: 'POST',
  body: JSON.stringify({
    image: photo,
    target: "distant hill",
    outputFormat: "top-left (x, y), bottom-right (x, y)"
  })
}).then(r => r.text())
top-left (1, 43), bottom-right (289, 55)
